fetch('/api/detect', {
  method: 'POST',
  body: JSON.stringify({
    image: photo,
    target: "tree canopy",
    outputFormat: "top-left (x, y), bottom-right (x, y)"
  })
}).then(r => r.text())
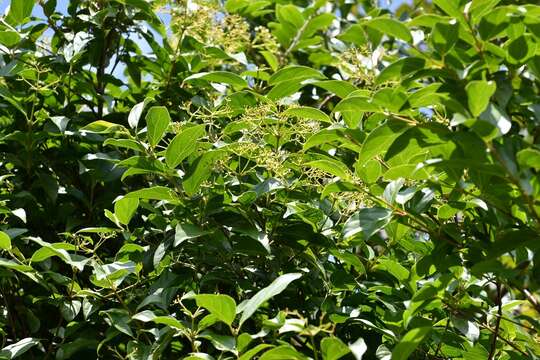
top-left (0, 0), bottom-right (539, 359)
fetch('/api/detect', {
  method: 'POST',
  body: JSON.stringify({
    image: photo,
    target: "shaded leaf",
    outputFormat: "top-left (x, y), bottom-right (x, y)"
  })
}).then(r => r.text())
top-left (391, 327), bottom-right (431, 360)
top-left (239, 273), bottom-right (302, 327)
top-left (342, 207), bottom-right (393, 240)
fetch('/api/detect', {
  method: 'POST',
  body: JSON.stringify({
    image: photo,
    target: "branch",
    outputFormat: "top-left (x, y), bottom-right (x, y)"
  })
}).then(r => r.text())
top-left (488, 282), bottom-right (502, 360)
top-left (283, 16), bottom-right (312, 60)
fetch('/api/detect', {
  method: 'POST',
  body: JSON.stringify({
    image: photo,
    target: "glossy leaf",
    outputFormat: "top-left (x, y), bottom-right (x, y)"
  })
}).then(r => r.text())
top-left (145, 106), bottom-right (171, 147)
top-left (466, 80), bottom-right (496, 117)
top-left (0, 231), bottom-right (11, 250)
top-left (343, 207), bottom-right (393, 240)
top-left (268, 66), bottom-right (325, 85)
top-left (0, 338), bottom-right (40, 359)
top-left (114, 197), bottom-right (139, 225)
top-left (195, 294), bottom-right (237, 326)
top-left (165, 124), bottom-right (206, 168)
top-left (124, 186), bottom-right (179, 203)
top-left (174, 223), bottom-right (211, 246)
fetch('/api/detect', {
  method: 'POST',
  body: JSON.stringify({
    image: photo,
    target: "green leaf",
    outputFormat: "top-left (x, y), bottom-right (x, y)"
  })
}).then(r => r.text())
top-left (153, 316), bottom-right (186, 329)
top-left (6, 0), bottom-right (35, 25)
top-left (104, 138), bottom-right (146, 152)
top-left (183, 150), bottom-right (225, 196)
top-left (391, 326), bottom-right (431, 360)
top-left (338, 24), bottom-right (367, 46)
top-left (0, 258), bottom-right (33, 272)
top-left (342, 207), bottom-right (393, 240)
top-left (276, 4), bottom-right (304, 29)
top-left (517, 148), bottom-right (540, 170)
top-left (267, 79), bottom-right (304, 100)
top-left (124, 186), bottom-right (179, 203)
top-left (185, 71), bottom-right (248, 89)
top-left (101, 309), bottom-right (134, 338)
top-left (283, 107), bottom-right (331, 123)
top-left (364, 17), bottom-right (412, 42)
top-left (174, 223), bottom-right (212, 246)
top-left (304, 128), bottom-right (362, 152)
top-left (198, 331), bottom-right (236, 353)
top-left (306, 159), bottom-right (352, 181)
top-left (329, 250), bottom-right (365, 274)
top-left (0, 338), bottom-right (40, 359)
top-left (145, 106), bottom-right (170, 147)
top-left (258, 345), bottom-right (307, 360)
top-left (358, 119), bottom-right (410, 167)
top-left (334, 96), bottom-right (380, 128)
top-left (195, 294), bottom-right (237, 326)
top-left (403, 285), bottom-right (439, 327)
top-left (466, 80), bottom-right (497, 117)
top-left (476, 103), bottom-right (511, 139)
top-left (268, 66), bottom-right (325, 85)
top-left (80, 120), bottom-right (125, 134)
top-left (0, 231), bottom-right (11, 250)
top-left (239, 273), bottom-right (302, 327)
top-left (128, 98), bottom-right (152, 129)
top-left (114, 197), bottom-right (139, 225)
top-left (28, 237), bottom-right (89, 271)
top-left (132, 310), bottom-right (156, 322)
top-left (238, 344), bottom-right (273, 360)
top-left (321, 337), bottom-right (350, 360)
top-left (431, 19), bottom-right (459, 54)
top-left (377, 58), bottom-right (425, 84)
top-left (313, 80), bottom-right (358, 98)
top-left (261, 51), bottom-right (279, 72)
top-left (0, 31), bottom-right (21, 47)
top-left (165, 124), bottom-right (206, 168)
top-left (451, 316), bottom-right (479, 342)
top-left (506, 35), bottom-right (537, 65)
top-left (432, 0), bottom-right (465, 22)
top-left (376, 258), bottom-right (410, 282)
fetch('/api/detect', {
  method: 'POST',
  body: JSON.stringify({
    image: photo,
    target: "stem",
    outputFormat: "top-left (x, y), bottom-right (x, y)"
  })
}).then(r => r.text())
top-left (488, 282), bottom-right (502, 360)
top-left (310, 335), bottom-right (319, 360)
top-left (283, 16), bottom-right (312, 61)
top-left (434, 319), bottom-right (450, 357)
top-left (96, 31), bottom-right (115, 118)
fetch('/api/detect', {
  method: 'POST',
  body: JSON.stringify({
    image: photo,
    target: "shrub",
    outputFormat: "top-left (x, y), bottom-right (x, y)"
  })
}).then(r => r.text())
top-left (0, 0), bottom-right (539, 359)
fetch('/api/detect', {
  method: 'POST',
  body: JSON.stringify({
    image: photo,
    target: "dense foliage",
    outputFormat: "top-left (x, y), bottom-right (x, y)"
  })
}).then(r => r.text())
top-left (0, 0), bottom-right (539, 358)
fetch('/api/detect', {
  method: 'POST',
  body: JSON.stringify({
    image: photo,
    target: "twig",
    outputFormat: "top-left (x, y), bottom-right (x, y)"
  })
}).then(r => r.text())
top-left (488, 282), bottom-right (502, 360)
top-left (481, 323), bottom-right (529, 358)
top-left (283, 16), bottom-right (312, 60)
